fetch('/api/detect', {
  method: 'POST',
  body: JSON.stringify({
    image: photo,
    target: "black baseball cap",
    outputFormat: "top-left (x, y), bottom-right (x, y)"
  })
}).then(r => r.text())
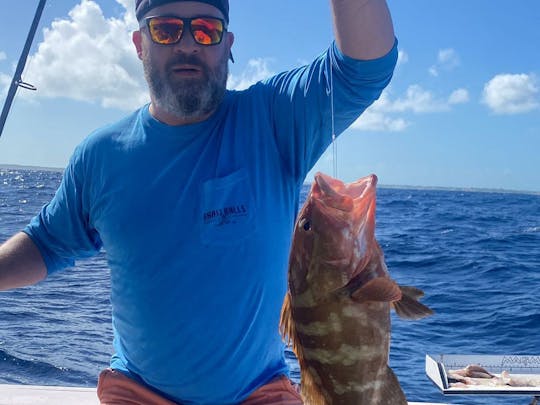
top-left (135, 0), bottom-right (229, 23)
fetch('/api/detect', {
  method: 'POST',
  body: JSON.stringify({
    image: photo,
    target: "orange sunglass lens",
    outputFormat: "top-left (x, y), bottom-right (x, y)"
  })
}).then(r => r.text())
top-left (191, 18), bottom-right (223, 45)
top-left (149, 18), bottom-right (184, 44)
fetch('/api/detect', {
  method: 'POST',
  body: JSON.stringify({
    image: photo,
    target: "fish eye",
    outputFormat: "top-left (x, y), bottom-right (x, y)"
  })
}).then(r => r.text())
top-left (299, 218), bottom-right (311, 231)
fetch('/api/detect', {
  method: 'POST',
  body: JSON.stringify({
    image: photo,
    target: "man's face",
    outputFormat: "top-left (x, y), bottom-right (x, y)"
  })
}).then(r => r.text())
top-left (133, 1), bottom-right (234, 123)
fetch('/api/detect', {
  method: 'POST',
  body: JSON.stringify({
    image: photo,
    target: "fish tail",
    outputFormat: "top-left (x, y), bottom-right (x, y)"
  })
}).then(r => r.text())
top-left (392, 285), bottom-right (434, 320)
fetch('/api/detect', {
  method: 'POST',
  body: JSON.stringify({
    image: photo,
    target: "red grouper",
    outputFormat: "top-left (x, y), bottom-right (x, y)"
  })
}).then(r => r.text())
top-left (280, 172), bottom-right (433, 405)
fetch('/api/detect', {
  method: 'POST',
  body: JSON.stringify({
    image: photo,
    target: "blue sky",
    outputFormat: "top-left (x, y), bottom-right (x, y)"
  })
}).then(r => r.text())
top-left (0, 0), bottom-right (539, 191)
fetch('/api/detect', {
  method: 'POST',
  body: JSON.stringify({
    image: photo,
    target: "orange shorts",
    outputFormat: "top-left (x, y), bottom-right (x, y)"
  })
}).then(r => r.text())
top-left (97, 368), bottom-right (303, 405)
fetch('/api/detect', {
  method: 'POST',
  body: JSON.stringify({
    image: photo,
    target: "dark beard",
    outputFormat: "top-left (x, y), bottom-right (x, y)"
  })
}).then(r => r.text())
top-left (144, 53), bottom-right (228, 121)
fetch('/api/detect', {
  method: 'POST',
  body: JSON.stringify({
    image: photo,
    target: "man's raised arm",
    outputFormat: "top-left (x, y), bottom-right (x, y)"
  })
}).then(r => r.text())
top-left (0, 232), bottom-right (47, 291)
top-left (331, 0), bottom-right (395, 60)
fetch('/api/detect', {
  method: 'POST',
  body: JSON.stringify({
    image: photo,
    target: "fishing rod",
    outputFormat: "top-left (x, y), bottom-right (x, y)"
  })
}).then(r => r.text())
top-left (0, 0), bottom-right (47, 139)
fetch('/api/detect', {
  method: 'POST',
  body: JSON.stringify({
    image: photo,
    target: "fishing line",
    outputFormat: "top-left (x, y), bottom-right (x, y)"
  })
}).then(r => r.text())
top-left (329, 56), bottom-right (337, 178)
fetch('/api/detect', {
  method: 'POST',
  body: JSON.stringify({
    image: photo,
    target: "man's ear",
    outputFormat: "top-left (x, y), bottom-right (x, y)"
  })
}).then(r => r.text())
top-left (227, 31), bottom-right (234, 48)
top-left (226, 31), bottom-right (235, 50)
top-left (226, 31), bottom-right (235, 63)
top-left (133, 30), bottom-right (143, 60)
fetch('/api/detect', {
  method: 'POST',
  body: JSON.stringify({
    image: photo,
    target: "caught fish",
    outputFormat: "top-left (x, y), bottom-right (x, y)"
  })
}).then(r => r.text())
top-left (280, 172), bottom-right (433, 404)
top-left (449, 365), bottom-right (540, 388)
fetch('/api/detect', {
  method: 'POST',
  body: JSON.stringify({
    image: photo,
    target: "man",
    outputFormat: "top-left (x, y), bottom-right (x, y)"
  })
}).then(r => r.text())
top-left (0, 0), bottom-right (397, 403)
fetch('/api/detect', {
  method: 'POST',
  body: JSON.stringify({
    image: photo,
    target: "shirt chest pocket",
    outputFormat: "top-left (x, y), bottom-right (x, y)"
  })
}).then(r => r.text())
top-left (200, 169), bottom-right (257, 245)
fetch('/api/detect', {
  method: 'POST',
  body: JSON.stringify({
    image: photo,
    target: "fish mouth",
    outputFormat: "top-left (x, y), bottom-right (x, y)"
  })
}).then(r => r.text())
top-left (314, 173), bottom-right (354, 211)
top-left (313, 172), bottom-right (377, 212)
top-left (310, 172), bottom-right (378, 279)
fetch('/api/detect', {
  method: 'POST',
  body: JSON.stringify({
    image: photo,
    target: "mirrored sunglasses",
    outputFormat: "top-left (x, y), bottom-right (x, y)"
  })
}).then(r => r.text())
top-left (144, 15), bottom-right (226, 46)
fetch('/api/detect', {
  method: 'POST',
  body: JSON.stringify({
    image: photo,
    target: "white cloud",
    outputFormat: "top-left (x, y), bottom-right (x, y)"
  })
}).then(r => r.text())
top-left (429, 48), bottom-right (460, 77)
top-left (351, 83), bottom-right (469, 132)
top-left (482, 73), bottom-right (539, 114)
top-left (352, 109), bottom-right (409, 132)
top-left (448, 88), bottom-right (469, 104)
top-left (0, 51), bottom-right (8, 97)
top-left (0, 73), bottom-right (10, 97)
top-left (114, 0), bottom-right (137, 23)
top-left (228, 58), bottom-right (274, 90)
top-left (20, 0), bottom-right (146, 110)
top-left (438, 49), bottom-right (459, 66)
top-left (397, 50), bottom-right (408, 67)
top-left (388, 85), bottom-right (450, 113)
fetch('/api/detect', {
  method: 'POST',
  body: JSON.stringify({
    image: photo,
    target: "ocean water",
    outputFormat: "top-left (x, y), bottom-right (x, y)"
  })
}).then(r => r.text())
top-left (1, 167), bottom-right (539, 405)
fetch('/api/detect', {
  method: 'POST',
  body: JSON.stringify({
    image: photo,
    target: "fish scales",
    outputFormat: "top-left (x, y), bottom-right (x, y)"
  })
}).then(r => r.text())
top-left (280, 172), bottom-right (433, 404)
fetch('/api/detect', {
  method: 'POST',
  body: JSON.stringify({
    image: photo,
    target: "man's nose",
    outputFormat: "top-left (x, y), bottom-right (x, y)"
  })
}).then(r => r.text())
top-left (172, 29), bottom-right (200, 54)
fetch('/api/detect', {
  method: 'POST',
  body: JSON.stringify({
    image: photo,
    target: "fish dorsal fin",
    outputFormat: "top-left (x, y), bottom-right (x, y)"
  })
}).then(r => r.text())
top-left (392, 285), bottom-right (434, 320)
top-left (350, 277), bottom-right (402, 303)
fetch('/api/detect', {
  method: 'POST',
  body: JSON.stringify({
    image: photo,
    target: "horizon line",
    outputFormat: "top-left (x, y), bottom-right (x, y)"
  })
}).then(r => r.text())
top-left (1, 163), bottom-right (539, 196)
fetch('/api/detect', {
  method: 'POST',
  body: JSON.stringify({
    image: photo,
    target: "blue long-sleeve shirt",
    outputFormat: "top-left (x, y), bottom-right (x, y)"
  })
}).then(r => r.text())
top-left (25, 41), bottom-right (397, 404)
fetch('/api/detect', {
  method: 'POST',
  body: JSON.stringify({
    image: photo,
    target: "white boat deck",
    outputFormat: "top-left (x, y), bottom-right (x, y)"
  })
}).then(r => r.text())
top-left (0, 385), bottom-right (97, 405)
top-left (0, 384), bottom-right (456, 404)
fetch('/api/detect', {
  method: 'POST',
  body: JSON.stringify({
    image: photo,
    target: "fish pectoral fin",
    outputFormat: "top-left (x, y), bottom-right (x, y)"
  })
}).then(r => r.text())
top-left (399, 285), bottom-right (425, 300)
top-left (279, 291), bottom-right (295, 346)
top-left (350, 277), bottom-right (402, 303)
top-left (279, 291), bottom-right (305, 362)
top-left (279, 291), bottom-right (311, 396)
top-left (392, 285), bottom-right (434, 320)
